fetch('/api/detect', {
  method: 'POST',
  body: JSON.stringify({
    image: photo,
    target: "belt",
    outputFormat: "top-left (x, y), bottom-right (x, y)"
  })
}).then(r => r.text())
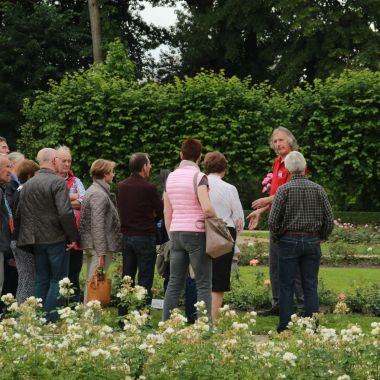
top-left (283, 231), bottom-right (320, 236)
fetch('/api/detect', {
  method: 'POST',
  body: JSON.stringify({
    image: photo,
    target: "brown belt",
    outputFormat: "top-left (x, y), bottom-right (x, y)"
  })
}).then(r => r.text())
top-left (283, 231), bottom-right (320, 236)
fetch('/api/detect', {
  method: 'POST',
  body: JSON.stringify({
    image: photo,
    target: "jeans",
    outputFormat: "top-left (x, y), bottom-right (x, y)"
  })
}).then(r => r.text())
top-left (164, 276), bottom-right (197, 323)
top-left (269, 233), bottom-right (304, 309)
top-left (34, 242), bottom-right (69, 322)
top-left (277, 235), bottom-right (321, 331)
top-left (68, 249), bottom-right (83, 303)
top-left (119, 235), bottom-right (156, 316)
top-left (163, 232), bottom-right (212, 321)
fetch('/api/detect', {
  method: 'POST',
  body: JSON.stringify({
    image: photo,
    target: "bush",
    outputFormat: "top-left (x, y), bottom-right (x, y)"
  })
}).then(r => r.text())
top-left (345, 283), bottom-right (380, 316)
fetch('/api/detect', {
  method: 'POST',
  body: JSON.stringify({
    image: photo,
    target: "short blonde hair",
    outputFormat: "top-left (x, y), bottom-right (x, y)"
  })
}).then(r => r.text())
top-left (90, 159), bottom-right (115, 179)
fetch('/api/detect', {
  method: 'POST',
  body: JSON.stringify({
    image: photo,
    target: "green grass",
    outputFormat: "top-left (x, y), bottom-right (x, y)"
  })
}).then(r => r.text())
top-left (236, 266), bottom-right (380, 293)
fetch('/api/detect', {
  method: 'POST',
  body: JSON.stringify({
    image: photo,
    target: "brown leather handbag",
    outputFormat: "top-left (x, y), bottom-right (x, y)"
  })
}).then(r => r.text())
top-left (86, 268), bottom-right (112, 306)
top-left (193, 172), bottom-right (234, 258)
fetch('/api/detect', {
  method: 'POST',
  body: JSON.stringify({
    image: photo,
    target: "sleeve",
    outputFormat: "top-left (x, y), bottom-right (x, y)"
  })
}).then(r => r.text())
top-left (230, 185), bottom-right (245, 232)
top-left (53, 179), bottom-right (78, 242)
top-left (74, 177), bottom-right (86, 203)
top-left (89, 193), bottom-right (108, 256)
top-left (268, 188), bottom-right (286, 241)
top-left (319, 187), bottom-right (334, 240)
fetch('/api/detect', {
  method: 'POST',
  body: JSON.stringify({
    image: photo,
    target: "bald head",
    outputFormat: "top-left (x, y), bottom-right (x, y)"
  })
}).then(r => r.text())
top-left (36, 148), bottom-right (57, 171)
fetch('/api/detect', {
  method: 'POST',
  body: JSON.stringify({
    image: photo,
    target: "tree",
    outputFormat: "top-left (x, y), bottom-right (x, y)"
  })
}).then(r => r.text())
top-left (161, 0), bottom-right (380, 90)
top-left (88, 0), bottom-right (103, 63)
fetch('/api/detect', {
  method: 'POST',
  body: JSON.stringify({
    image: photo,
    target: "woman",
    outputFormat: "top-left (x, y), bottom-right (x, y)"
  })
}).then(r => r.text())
top-left (12, 159), bottom-right (40, 303)
top-left (204, 151), bottom-right (244, 321)
top-left (80, 159), bottom-right (121, 303)
top-left (163, 139), bottom-right (216, 321)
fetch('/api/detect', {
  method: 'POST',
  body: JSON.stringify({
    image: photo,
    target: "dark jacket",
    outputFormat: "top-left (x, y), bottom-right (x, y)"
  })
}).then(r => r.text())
top-left (16, 168), bottom-right (78, 247)
top-left (0, 185), bottom-right (11, 252)
top-left (118, 174), bottom-right (163, 236)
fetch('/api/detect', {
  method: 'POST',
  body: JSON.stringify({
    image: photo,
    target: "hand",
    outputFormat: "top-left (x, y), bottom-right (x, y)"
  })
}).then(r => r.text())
top-left (247, 210), bottom-right (261, 230)
top-left (98, 255), bottom-right (106, 268)
top-left (66, 241), bottom-right (76, 251)
top-left (69, 193), bottom-right (79, 201)
top-left (251, 197), bottom-right (270, 210)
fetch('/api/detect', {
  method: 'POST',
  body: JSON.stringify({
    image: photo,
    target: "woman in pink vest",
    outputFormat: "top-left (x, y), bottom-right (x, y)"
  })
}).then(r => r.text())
top-left (163, 139), bottom-right (216, 320)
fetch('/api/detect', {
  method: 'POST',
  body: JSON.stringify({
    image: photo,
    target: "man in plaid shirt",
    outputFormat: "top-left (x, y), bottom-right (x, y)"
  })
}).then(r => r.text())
top-left (268, 151), bottom-right (334, 333)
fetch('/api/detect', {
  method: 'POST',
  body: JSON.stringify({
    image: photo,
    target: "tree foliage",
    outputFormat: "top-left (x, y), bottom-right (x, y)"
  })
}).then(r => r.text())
top-left (161, 0), bottom-right (380, 90)
top-left (18, 42), bottom-right (380, 210)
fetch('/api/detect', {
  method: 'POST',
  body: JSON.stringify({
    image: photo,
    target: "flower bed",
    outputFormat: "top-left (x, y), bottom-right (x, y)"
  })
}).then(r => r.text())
top-left (0, 281), bottom-right (379, 379)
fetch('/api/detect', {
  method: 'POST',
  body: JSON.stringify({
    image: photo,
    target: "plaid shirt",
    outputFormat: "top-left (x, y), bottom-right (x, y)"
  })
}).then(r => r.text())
top-left (268, 174), bottom-right (334, 241)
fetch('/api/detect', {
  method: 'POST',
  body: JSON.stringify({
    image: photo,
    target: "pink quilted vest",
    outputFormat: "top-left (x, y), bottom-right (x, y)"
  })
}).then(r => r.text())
top-left (166, 166), bottom-right (205, 232)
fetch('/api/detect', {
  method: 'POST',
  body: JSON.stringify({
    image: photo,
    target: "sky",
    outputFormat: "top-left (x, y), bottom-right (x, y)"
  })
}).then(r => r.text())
top-left (139, 1), bottom-right (183, 60)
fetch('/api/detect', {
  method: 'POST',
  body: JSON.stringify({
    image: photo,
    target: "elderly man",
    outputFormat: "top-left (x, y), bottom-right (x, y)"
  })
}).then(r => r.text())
top-left (268, 151), bottom-right (334, 333)
top-left (0, 137), bottom-right (10, 155)
top-left (248, 127), bottom-right (304, 316)
top-left (0, 155), bottom-right (12, 300)
top-left (16, 148), bottom-right (78, 321)
top-left (56, 146), bottom-right (85, 302)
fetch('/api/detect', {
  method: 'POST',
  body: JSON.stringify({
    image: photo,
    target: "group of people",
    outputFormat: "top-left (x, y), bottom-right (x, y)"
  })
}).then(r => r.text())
top-left (0, 130), bottom-right (334, 332)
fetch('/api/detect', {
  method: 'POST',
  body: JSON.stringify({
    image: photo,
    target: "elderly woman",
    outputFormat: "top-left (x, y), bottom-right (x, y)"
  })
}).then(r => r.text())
top-left (204, 151), bottom-right (244, 321)
top-left (80, 159), bottom-right (121, 303)
top-left (12, 159), bottom-right (40, 303)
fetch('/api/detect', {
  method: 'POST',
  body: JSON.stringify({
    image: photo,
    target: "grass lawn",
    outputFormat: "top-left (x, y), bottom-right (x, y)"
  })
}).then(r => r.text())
top-left (235, 266), bottom-right (380, 293)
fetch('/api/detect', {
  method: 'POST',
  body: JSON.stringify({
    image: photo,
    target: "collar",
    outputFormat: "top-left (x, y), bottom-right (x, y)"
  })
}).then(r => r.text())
top-left (179, 160), bottom-right (200, 170)
top-left (38, 168), bottom-right (56, 175)
top-left (131, 173), bottom-right (145, 180)
top-left (93, 179), bottom-right (110, 193)
top-left (289, 174), bottom-right (306, 181)
top-left (11, 173), bottom-right (21, 186)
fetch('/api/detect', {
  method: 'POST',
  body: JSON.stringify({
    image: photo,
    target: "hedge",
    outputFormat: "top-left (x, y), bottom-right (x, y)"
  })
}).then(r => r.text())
top-left (18, 40), bottom-right (380, 211)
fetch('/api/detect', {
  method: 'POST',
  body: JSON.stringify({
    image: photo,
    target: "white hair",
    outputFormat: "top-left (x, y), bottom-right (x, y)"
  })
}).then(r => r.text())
top-left (270, 127), bottom-right (299, 151)
top-left (8, 152), bottom-right (25, 163)
top-left (56, 145), bottom-right (71, 155)
top-left (284, 151), bottom-right (306, 174)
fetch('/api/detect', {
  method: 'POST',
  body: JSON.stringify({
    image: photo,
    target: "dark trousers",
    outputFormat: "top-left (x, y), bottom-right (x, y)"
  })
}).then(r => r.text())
top-left (68, 249), bottom-right (83, 303)
top-left (270, 233), bottom-right (304, 308)
top-left (34, 242), bottom-right (69, 322)
top-left (164, 276), bottom-right (197, 323)
top-left (277, 235), bottom-right (321, 331)
top-left (119, 235), bottom-right (156, 317)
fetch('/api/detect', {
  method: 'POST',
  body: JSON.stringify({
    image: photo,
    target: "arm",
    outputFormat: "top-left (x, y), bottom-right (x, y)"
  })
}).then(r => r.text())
top-left (70, 177), bottom-right (86, 210)
top-left (251, 195), bottom-right (275, 210)
top-left (152, 186), bottom-right (164, 220)
top-left (197, 185), bottom-right (216, 218)
top-left (53, 180), bottom-right (78, 243)
top-left (230, 186), bottom-right (245, 233)
top-left (268, 190), bottom-right (286, 241)
top-left (89, 192), bottom-right (108, 257)
top-left (319, 188), bottom-right (334, 241)
top-left (163, 191), bottom-right (173, 234)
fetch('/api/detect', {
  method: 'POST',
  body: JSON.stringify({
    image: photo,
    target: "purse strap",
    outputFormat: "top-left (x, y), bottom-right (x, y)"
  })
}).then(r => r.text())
top-left (193, 171), bottom-right (201, 204)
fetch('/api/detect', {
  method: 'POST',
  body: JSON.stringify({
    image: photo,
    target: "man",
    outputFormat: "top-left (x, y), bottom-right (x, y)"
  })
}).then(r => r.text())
top-left (16, 148), bottom-right (78, 321)
top-left (248, 127), bottom-right (303, 315)
top-left (0, 155), bottom-right (12, 300)
top-left (118, 153), bottom-right (163, 313)
top-left (0, 137), bottom-right (10, 155)
top-left (55, 146), bottom-right (85, 302)
top-left (268, 151), bottom-right (334, 333)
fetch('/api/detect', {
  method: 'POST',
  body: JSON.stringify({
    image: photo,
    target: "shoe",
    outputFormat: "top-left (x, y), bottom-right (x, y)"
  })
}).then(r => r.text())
top-left (257, 307), bottom-right (280, 316)
top-left (277, 326), bottom-right (289, 334)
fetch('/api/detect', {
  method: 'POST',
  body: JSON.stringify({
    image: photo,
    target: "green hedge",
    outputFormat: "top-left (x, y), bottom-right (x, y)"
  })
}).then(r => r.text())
top-left (18, 40), bottom-right (380, 211)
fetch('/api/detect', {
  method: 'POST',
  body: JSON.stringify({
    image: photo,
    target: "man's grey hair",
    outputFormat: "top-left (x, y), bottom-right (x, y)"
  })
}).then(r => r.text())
top-left (36, 148), bottom-right (57, 164)
top-left (56, 145), bottom-right (71, 155)
top-left (8, 152), bottom-right (25, 163)
top-left (270, 127), bottom-right (299, 151)
top-left (285, 151), bottom-right (306, 174)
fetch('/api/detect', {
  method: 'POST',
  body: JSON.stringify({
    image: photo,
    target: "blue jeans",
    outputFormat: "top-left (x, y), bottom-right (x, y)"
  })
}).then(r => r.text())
top-left (119, 235), bottom-right (156, 316)
top-left (277, 235), bottom-right (321, 331)
top-left (163, 232), bottom-right (212, 321)
top-left (164, 276), bottom-right (197, 323)
top-left (34, 242), bottom-right (69, 322)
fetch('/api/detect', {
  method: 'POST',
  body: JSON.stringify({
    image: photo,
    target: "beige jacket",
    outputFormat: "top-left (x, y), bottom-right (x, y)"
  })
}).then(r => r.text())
top-left (79, 180), bottom-right (122, 255)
